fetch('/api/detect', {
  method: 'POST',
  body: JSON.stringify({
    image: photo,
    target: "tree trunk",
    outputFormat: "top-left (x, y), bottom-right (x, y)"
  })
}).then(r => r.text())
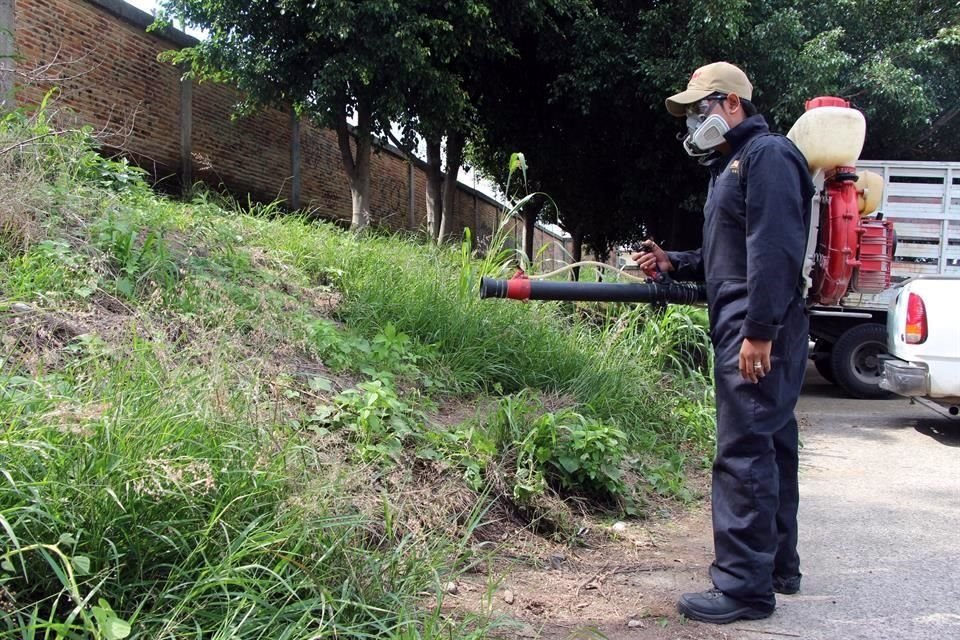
top-left (335, 99), bottom-right (372, 231)
top-left (438, 130), bottom-right (465, 244)
top-left (350, 167), bottom-right (371, 229)
top-left (570, 227), bottom-right (584, 281)
top-left (523, 200), bottom-right (537, 263)
top-left (593, 239), bottom-right (610, 282)
top-left (425, 137), bottom-right (443, 241)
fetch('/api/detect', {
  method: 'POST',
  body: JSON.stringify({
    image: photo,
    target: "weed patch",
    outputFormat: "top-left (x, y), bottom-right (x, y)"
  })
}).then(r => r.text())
top-left (0, 104), bottom-right (715, 637)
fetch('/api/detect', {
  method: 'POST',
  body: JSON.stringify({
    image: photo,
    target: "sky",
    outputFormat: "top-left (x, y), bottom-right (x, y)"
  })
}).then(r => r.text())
top-left (124, 0), bottom-right (158, 14)
top-left (124, 0), bottom-right (206, 38)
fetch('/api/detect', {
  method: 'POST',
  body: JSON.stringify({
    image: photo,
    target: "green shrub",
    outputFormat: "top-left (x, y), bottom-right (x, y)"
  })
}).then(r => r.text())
top-left (91, 213), bottom-right (179, 298)
top-left (310, 378), bottom-right (424, 461)
top-left (526, 410), bottom-right (628, 500)
top-left (483, 393), bottom-right (629, 505)
top-left (2, 240), bottom-right (98, 301)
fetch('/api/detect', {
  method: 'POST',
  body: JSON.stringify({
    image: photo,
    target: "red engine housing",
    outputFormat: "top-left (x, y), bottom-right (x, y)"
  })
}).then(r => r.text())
top-left (805, 96), bottom-right (896, 305)
top-left (810, 173), bottom-right (896, 305)
top-left (811, 169), bottom-right (862, 305)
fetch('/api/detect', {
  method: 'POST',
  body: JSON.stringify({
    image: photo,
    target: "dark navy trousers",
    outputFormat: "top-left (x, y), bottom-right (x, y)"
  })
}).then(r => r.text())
top-left (708, 293), bottom-right (809, 608)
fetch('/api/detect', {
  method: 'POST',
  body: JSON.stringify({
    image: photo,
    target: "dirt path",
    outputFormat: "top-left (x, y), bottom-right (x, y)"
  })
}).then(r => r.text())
top-left (450, 365), bottom-right (960, 640)
top-left (453, 503), bottom-right (727, 640)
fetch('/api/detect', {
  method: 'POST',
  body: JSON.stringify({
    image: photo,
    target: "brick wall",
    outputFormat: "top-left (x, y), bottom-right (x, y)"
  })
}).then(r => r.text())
top-left (190, 81), bottom-right (299, 206)
top-left (8, 0), bottom-right (575, 259)
top-left (13, 0), bottom-right (182, 176)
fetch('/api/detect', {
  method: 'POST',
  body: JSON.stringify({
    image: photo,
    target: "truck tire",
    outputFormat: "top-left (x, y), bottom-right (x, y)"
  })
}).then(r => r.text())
top-left (830, 323), bottom-right (893, 399)
top-left (812, 340), bottom-right (836, 383)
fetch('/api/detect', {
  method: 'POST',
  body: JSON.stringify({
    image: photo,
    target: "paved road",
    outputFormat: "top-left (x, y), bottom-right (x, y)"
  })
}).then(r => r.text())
top-left (739, 366), bottom-right (960, 640)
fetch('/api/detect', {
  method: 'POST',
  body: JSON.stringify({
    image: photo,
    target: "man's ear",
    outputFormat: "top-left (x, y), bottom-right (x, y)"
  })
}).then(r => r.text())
top-left (725, 93), bottom-right (742, 114)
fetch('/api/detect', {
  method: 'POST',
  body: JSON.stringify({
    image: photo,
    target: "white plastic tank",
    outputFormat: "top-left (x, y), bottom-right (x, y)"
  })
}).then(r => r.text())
top-left (787, 97), bottom-right (866, 171)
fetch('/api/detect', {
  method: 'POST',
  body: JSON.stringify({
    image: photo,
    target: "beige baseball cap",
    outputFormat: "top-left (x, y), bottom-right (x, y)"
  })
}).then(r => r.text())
top-left (665, 62), bottom-right (753, 117)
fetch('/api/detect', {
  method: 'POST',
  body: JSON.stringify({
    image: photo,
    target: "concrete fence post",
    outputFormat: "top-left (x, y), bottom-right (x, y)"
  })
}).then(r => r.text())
top-left (290, 109), bottom-right (301, 210)
top-left (474, 192), bottom-right (480, 246)
top-left (0, 0), bottom-right (14, 111)
top-left (179, 73), bottom-right (192, 197)
top-left (407, 160), bottom-right (415, 229)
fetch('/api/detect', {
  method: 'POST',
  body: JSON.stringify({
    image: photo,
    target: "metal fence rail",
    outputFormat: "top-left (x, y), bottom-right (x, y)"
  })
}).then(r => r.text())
top-left (857, 160), bottom-right (960, 277)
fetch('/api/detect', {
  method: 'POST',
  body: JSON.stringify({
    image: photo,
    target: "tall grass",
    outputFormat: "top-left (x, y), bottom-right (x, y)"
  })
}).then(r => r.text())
top-left (248, 217), bottom-right (714, 450)
top-left (1, 105), bottom-right (715, 637)
top-left (0, 335), bottom-right (491, 639)
top-left (0, 112), bottom-right (494, 638)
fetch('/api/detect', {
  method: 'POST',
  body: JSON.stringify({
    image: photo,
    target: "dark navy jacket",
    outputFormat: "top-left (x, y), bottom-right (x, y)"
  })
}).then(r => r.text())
top-left (668, 116), bottom-right (814, 343)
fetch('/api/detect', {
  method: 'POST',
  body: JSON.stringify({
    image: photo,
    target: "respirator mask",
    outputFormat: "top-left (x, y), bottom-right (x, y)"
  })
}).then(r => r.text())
top-left (680, 97), bottom-right (730, 158)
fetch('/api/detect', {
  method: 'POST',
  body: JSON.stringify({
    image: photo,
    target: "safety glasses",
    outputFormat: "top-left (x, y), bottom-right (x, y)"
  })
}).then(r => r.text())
top-left (685, 95), bottom-right (727, 118)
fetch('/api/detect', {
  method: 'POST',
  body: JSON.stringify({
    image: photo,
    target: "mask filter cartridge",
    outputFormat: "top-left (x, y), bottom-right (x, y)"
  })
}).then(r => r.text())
top-left (683, 114), bottom-right (730, 157)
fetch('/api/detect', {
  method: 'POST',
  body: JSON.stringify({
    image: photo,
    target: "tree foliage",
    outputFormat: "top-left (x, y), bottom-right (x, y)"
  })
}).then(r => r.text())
top-left (162, 0), bottom-right (486, 230)
top-left (161, 0), bottom-right (583, 237)
top-left (161, 0), bottom-right (959, 249)
top-left (471, 0), bottom-right (960, 256)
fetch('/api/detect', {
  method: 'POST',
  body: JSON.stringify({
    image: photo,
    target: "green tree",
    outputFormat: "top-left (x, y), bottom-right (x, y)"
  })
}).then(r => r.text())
top-left (162, 0), bottom-right (587, 239)
top-left (385, 3), bottom-right (482, 242)
top-left (468, 2), bottom-right (603, 263)
top-left (472, 0), bottom-right (960, 259)
top-left (389, 1), bottom-right (505, 243)
top-left (162, 0), bottom-right (469, 230)
top-left (392, 0), bottom-right (587, 243)
top-left (635, 0), bottom-right (960, 159)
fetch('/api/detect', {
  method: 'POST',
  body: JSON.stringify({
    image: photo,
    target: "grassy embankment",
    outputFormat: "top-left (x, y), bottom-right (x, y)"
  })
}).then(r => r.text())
top-left (0, 107), bottom-right (715, 638)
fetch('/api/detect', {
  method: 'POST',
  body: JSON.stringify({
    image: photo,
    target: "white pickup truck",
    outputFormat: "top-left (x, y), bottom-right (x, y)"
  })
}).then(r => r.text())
top-left (879, 276), bottom-right (960, 419)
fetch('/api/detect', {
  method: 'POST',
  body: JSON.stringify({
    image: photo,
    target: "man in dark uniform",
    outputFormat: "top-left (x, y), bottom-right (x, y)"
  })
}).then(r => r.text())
top-left (634, 62), bottom-right (814, 624)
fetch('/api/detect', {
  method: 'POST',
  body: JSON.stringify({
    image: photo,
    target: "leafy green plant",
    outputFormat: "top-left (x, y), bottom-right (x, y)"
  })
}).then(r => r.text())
top-left (418, 424), bottom-right (496, 491)
top-left (484, 393), bottom-right (632, 506)
top-left (92, 213), bottom-right (178, 298)
top-left (308, 319), bottom-right (374, 370)
top-left (311, 379), bottom-right (423, 461)
top-left (2, 240), bottom-right (98, 300)
top-left (526, 410), bottom-right (628, 501)
top-left (0, 541), bottom-right (130, 640)
top-left (370, 323), bottom-right (419, 373)
top-left (638, 453), bottom-right (694, 503)
top-left (70, 151), bottom-right (149, 194)
top-left (309, 319), bottom-right (424, 379)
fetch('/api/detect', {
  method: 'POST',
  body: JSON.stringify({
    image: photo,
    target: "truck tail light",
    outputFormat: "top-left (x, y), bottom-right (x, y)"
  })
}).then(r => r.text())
top-left (905, 292), bottom-right (927, 344)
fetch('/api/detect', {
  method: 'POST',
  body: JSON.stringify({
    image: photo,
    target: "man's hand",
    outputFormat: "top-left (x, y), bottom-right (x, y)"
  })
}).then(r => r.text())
top-left (630, 240), bottom-right (674, 274)
top-left (739, 337), bottom-right (773, 383)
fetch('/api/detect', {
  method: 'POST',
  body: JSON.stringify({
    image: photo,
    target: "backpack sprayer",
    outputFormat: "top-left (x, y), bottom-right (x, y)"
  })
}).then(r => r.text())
top-left (480, 97), bottom-right (893, 308)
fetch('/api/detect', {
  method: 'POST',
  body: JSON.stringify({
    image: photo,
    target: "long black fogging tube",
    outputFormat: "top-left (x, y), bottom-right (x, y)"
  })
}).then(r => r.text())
top-left (479, 277), bottom-right (707, 304)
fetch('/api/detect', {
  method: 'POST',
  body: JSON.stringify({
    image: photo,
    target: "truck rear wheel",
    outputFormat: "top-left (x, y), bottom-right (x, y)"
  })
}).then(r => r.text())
top-left (830, 323), bottom-right (893, 399)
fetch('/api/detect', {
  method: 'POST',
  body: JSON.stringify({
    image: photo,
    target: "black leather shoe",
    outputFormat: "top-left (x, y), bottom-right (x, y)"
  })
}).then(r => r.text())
top-left (773, 574), bottom-right (801, 595)
top-left (677, 588), bottom-right (774, 624)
